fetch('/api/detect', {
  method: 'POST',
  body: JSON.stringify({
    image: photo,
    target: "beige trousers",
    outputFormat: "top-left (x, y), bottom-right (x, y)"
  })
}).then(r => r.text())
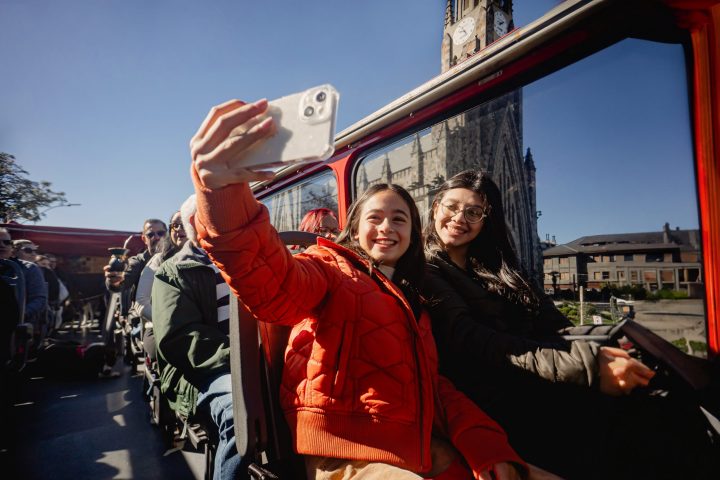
top-left (305, 456), bottom-right (424, 480)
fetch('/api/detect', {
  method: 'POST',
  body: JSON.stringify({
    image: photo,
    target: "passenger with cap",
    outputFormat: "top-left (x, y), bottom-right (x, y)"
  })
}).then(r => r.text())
top-left (6, 237), bottom-right (48, 340)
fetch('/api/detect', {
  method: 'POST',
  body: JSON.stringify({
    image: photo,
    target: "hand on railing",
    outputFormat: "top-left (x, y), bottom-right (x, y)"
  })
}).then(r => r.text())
top-left (598, 346), bottom-right (655, 395)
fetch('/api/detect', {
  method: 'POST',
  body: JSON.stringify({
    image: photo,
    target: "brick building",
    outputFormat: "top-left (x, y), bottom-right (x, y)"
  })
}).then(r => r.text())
top-left (543, 223), bottom-right (702, 295)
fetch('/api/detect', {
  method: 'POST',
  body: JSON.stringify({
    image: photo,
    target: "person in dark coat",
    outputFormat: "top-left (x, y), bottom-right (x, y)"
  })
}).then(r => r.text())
top-left (421, 169), bottom-right (717, 480)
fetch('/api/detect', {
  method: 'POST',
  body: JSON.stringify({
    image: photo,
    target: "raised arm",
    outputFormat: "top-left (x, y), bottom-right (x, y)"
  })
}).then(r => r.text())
top-left (189, 99), bottom-right (334, 324)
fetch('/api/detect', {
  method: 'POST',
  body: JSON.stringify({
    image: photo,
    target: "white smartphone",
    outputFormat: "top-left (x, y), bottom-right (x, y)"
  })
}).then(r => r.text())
top-left (240, 84), bottom-right (339, 169)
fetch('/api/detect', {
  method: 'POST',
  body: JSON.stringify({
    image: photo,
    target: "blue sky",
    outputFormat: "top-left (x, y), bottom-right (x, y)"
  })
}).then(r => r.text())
top-left (0, 1), bottom-right (699, 243)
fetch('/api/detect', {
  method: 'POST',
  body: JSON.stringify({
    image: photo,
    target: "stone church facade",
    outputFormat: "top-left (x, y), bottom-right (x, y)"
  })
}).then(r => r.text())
top-left (357, 0), bottom-right (543, 283)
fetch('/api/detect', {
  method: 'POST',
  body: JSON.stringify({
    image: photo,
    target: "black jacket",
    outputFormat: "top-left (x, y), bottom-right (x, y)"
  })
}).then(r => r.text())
top-left (422, 254), bottom-right (600, 404)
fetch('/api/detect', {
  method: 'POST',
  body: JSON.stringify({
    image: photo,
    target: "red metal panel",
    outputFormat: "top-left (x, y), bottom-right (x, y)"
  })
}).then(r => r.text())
top-left (2, 222), bottom-right (137, 258)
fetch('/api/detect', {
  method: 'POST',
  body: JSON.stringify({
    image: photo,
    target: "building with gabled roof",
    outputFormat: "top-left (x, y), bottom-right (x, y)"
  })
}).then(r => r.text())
top-left (543, 223), bottom-right (702, 295)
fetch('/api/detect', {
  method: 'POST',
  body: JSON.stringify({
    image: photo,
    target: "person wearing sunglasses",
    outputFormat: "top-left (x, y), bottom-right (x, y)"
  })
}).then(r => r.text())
top-left (0, 230), bottom-right (47, 349)
top-left (133, 211), bottom-right (189, 363)
top-left (104, 218), bottom-right (167, 294)
top-left (13, 239), bottom-right (39, 263)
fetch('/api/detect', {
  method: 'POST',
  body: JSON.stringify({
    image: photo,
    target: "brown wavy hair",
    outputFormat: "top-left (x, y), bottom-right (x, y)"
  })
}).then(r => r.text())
top-left (335, 184), bottom-right (425, 288)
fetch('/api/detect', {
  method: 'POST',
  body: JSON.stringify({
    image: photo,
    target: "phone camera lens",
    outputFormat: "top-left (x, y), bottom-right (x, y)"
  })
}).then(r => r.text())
top-left (315, 91), bottom-right (327, 102)
top-left (304, 106), bottom-right (315, 117)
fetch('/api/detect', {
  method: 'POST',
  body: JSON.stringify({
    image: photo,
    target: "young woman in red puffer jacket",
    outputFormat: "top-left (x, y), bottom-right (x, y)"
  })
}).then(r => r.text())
top-left (188, 98), bottom-right (556, 480)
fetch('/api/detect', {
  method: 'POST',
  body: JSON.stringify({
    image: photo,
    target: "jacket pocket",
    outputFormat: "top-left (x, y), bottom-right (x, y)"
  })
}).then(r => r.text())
top-left (330, 317), bottom-right (354, 400)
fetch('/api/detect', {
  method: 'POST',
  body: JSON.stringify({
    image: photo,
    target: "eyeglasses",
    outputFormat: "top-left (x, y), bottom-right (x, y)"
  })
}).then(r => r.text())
top-left (1, 240), bottom-right (12, 246)
top-left (439, 202), bottom-right (490, 224)
top-left (144, 230), bottom-right (166, 239)
top-left (170, 223), bottom-right (184, 231)
top-left (21, 247), bottom-right (36, 254)
top-left (316, 227), bottom-right (339, 236)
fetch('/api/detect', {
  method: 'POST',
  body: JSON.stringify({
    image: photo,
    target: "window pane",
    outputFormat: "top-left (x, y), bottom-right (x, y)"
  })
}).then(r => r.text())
top-left (261, 171), bottom-right (338, 232)
top-left (353, 37), bottom-right (705, 356)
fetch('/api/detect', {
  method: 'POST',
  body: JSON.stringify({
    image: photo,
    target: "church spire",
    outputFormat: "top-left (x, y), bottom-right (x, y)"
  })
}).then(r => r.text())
top-left (524, 147), bottom-right (536, 171)
top-left (445, 0), bottom-right (454, 27)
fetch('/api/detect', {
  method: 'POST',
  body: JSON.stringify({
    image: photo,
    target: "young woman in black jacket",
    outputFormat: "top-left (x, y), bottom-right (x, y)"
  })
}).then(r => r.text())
top-left (422, 169), bottom-right (715, 480)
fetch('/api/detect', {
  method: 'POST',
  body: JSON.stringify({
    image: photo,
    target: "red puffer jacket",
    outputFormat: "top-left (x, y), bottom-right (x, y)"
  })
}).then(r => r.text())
top-left (193, 178), bottom-right (525, 477)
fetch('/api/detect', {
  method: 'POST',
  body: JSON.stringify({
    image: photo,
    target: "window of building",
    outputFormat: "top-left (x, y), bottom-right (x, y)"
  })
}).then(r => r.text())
top-left (646, 253), bottom-right (664, 263)
top-left (544, 258), bottom-right (552, 267)
top-left (630, 270), bottom-right (639, 282)
top-left (618, 270), bottom-right (626, 280)
top-left (261, 170), bottom-right (338, 232)
top-left (593, 272), bottom-right (602, 280)
top-left (559, 257), bottom-right (569, 265)
top-left (624, 254), bottom-right (634, 261)
top-left (644, 270), bottom-right (657, 282)
top-left (560, 272), bottom-right (569, 280)
top-left (681, 252), bottom-right (698, 262)
top-left (602, 271), bottom-right (610, 280)
top-left (660, 270), bottom-right (674, 282)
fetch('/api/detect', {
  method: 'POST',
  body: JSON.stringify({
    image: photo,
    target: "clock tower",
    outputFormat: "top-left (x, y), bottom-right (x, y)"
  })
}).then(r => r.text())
top-left (436, 0), bottom-right (543, 283)
top-left (356, 1), bottom-right (542, 284)
top-left (441, 0), bottom-right (513, 72)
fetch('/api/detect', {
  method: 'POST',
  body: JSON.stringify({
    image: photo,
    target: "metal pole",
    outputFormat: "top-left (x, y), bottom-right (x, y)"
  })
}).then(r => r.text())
top-left (579, 286), bottom-right (585, 326)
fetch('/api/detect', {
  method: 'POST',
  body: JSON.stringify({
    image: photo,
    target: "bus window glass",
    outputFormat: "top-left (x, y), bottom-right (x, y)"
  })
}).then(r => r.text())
top-left (354, 38), bottom-right (706, 356)
top-left (260, 170), bottom-right (338, 232)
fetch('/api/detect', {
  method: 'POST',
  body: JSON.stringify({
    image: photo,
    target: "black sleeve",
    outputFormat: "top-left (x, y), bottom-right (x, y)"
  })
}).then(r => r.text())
top-left (424, 270), bottom-right (600, 387)
top-left (105, 254), bottom-right (145, 295)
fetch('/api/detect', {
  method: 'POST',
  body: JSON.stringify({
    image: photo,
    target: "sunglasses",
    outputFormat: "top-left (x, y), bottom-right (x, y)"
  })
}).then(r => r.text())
top-left (21, 247), bottom-right (36, 253)
top-left (144, 230), bottom-right (167, 239)
top-left (170, 223), bottom-right (185, 231)
top-left (1, 240), bottom-right (12, 246)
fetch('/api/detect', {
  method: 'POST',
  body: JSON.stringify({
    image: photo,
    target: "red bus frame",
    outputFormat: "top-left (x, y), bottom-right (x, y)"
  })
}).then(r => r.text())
top-left (253, 0), bottom-right (720, 357)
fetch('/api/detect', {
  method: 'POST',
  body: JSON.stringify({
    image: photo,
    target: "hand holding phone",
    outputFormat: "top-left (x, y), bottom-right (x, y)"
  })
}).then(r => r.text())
top-left (239, 84), bottom-right (339, 169)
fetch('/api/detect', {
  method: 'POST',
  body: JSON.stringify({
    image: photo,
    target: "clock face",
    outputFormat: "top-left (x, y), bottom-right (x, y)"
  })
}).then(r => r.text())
top-left (452, 16), bottom-right (476, 45)
top-left (494, 11), bottom-right (508, 37)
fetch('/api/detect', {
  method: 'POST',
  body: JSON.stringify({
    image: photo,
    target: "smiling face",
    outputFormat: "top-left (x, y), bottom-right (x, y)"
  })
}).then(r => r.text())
top-left (169, 212), bottom-right (187, 248)
top-left (354, 190), bottom-right (412, 268)
top-left (433, 187), bottom-right (487, 266)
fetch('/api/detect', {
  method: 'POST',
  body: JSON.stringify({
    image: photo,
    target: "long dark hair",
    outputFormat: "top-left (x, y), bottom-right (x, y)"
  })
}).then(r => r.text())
top-left (335, 184), bottom-right (425, 288)
top-left (424, 170), bottom-right (539, 309)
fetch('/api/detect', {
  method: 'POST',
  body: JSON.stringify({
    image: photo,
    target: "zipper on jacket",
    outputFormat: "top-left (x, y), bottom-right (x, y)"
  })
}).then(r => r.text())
top-left (373, 268), bottom-right (430, 471)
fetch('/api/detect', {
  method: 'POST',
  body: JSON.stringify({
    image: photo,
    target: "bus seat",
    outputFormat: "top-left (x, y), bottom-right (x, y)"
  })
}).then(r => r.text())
top-left (229, 231), bottom-right (318, 480)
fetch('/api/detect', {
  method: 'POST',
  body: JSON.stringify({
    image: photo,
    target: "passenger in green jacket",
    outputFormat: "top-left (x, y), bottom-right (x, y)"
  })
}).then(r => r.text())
top-left (152, 194), bottom-right (247, 480)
